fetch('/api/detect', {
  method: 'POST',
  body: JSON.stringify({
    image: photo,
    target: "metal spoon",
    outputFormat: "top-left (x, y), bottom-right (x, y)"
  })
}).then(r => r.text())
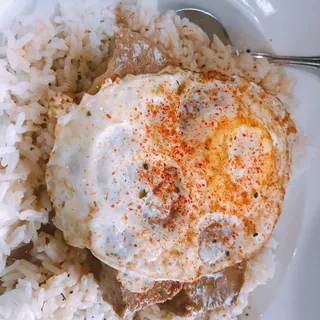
top-left (176, 8), bottom-right (320, 69)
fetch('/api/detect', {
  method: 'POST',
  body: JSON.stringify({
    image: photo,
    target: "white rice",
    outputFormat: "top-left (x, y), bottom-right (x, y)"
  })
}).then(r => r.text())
top-left (0, 0), bottom-right (295, 319)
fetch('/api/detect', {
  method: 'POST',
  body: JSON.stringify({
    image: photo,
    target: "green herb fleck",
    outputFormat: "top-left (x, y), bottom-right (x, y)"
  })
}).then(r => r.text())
top-left (139, 189), bottom-right (148, 199)
top-left (175, 249), bottom-right (180, 255)
top-left (253, 233), bottom-right (258, 237)
top-left (212, 239), bottom-right (217, 243)
top-left (175, 186), bottom-right (180, 193)
top-left (159, 289), bottom-right (166, 297)
top-left (134, 244), bottom-right (138, 247)
top-left (176, 80), bottom-right (180, 86)
top-left (146, 202), bottom-right (151, 206)
top-left (254, 192), bottom-right (259, 198)
top-left (143, 163), bottom-right (149, 170)
top-left (225, 250), bottom-right (230, 257)
top-left (61, 293), bottom-right (66, 301)
top-left (87, 111), bottom-right (92, 116)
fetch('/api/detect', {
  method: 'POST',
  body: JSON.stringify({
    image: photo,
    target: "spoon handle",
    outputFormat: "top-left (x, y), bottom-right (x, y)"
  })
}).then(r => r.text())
top-left (251, 53), bottom-right (320, 69)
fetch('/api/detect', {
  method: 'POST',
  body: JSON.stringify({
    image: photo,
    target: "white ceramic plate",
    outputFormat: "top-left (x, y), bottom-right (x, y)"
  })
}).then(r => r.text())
top-left (0, 1), bottom-right (319, 319)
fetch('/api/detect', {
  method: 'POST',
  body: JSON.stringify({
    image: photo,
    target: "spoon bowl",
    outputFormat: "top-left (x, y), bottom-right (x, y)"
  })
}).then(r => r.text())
top-left (176, 8), bottom-right (231, 46)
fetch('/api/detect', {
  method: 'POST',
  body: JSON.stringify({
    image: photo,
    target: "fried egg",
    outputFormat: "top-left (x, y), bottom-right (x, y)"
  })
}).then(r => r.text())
top-left (46, 67), bottom-right (296, 282)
